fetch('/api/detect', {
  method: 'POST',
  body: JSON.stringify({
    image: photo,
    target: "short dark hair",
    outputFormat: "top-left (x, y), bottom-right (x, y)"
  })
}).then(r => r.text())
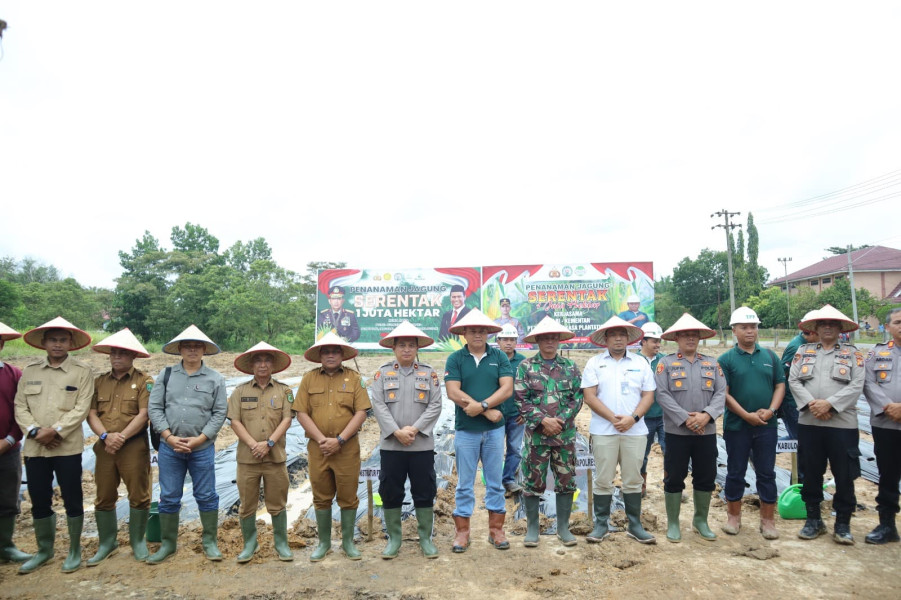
top-left (886, 307), bottom-right (901, 323)
top-left (450, 285), bottom-right (465, 294)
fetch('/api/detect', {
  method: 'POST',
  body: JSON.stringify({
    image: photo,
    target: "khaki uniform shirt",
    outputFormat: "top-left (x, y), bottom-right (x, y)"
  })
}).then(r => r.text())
top-left (654, 352), bottom-right (726, 436)
top-left (296, 366), bottom-right (371, 438)
top-left (863, 340), bottom-right (901, 431)
top-left (14, 355), bottom-right (94, 457)
top-left (789, 342), bottom-right (864, 429)
top-left (92, 367), bottom-right (153, 435)
top-left (370, 361), bottom-right (443, 452)
top-left (227, 378), bottom-right (295, 463)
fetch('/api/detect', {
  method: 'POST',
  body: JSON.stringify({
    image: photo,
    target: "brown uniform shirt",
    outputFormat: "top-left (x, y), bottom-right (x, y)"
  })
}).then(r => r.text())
top-left (227, 378), bottom-right (295, 464)
top-left (296, 366), bottom-right (371, 438)
top-left (92, 367), bottom-right (153, 435)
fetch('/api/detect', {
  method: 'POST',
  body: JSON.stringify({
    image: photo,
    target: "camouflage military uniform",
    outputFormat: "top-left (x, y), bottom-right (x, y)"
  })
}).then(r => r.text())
top-left (514, 354), bottom-right (583, 495)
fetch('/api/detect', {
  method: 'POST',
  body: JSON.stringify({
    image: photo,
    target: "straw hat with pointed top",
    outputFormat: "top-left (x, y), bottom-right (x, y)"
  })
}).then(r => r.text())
top-left (798, 304), bottom-right (859, 334)
top-left (0, 321), bottom-right (21, 342)
top-left (523, 316), bottom-right (575, 344)
top-left (379, 321), bottom-right (434, 349)
top-left (798, 310), bottom-right (819, 333)
top-left (661, 313), bottom-right (716, 341)
top-left (23, 316), bottom-right (92, 350)
top-left (234, 341), bottom-right (291, 374)
top-left (162, 324), bottom-right (221, 355)
top-left (589, 315), bottom-right (644, 347)
top-left (92, 328), bottom-right (150, 358)
top-left (304, 331), bottom-right (358, 363)
top-left (448, 308), bottom-right (503, 336)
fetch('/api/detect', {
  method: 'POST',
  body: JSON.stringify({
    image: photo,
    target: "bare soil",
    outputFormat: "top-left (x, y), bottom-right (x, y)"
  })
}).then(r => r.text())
top-left (3, 347), bottom-right (900, 600)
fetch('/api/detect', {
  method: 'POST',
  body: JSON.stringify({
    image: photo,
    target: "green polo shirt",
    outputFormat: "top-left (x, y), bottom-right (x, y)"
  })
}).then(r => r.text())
top-left (445, 345), bottom-right (513, 432)
top-left (717, 344), bottom-right (785, 431)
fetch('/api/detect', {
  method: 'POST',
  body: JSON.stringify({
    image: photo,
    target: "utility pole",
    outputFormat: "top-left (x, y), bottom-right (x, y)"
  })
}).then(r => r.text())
top-left (712, 210), bottom-right (741, 315)
top-left (778, 257), bottom-right (792, 328)
top-left (847, 245), bottom-right (860, 341)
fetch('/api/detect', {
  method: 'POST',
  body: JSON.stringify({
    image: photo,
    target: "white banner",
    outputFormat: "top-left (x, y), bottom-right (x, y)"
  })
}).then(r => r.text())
top-left (575, 453), bottom-right (596, 472)
top-left (360, 466), bottom-right (381, 481)
top-left (776, 439), bottom-right (798, 453)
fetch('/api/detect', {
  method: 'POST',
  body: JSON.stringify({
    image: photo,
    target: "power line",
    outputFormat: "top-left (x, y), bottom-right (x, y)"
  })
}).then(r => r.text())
top-left (756, 168), bottom-right (901, 214)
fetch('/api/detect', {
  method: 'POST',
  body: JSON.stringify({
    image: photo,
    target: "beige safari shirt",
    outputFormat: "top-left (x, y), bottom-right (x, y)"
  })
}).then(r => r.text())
top-left (227, 378), bottom-right (295, 463)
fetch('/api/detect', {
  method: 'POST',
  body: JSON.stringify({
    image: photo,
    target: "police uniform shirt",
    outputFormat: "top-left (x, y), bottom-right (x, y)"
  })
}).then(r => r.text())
top-left (654, 352), bottom-right (726, 435)
top-left (92, 367), bottom-right (154, 435)
top-left (582, 350), bottom-right (655, 436)
top-left (863, 340), bottom-right (901, 431)
top-left (14, 355), bottom-right (94, 457)
top-left (788, 342), bottom-right (864, 429)
top-left (317, 308), bottom-right (361, 342)
top-left (227, 378), bottom-right (295, 463)
top-left (370, 361), bottom-right (443, 452)
top-left (296, 366), bottom-right (371, 438)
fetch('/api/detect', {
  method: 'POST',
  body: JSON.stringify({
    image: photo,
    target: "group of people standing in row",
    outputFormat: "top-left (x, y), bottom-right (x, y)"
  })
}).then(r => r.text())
top-left (1, 302), bottom-right (899, 573)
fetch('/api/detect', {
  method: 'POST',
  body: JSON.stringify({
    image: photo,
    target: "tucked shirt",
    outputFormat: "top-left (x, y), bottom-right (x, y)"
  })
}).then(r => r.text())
top-left (296, 366), bottom-right (371, 438)
top-left (654, 352), bottom-right (726, 436)
top-left (444, 344), bottom-right (513, 432)
top-left (863, 340), bottom-right (901, 431)
top-left (788, 342), bottom-right (864, 429)
top-left (634, 351), bottom-right (665, 418)
top-left (92, 367), bottom-right (154, 435)
top-left (499, 352), bottom-right (526, 419)
top-left (370, 361), bottom-right (443, 452)
top-left (780, 333), bottom-right (806, 408)
top-left (148, 361), bottom-right (227, 450)
top-left (227, 378), bottom-right (295, 463)
top-left (1, 360), bottom-right (24, 449)
top-left (718, 344), bottom-right (785, 431)
top-left (514, 353), bottom-right (583, 446)
top-left (14, 355), bottom-right (94, 457)
top-left (582, 350), bottom-right (656, 436)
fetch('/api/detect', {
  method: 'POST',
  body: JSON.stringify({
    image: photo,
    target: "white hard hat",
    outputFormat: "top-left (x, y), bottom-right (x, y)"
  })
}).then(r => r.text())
top-left (640, 322), bottom-right (663, 339)
top-left (626, 294), bottom-right (640, 304)
top-left (729, 307), bottom-right (761, 326)
top-left (496, 324), bottom-right (519, 339)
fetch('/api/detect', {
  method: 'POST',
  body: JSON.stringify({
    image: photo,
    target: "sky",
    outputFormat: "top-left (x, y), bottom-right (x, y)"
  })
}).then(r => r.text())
top-left (2, 1), bottom-right (900, 291)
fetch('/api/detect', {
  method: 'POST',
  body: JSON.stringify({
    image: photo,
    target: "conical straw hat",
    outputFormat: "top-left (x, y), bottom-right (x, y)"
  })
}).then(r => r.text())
top-left (448, 308), bottom-right (502, 335)
top-left (661, 313), bottom-right (716, 341)
top-left (23, 316), bottom-right (92, 350)
top-left (92, 328), bottom-right (150, 358)
top-left (379, 321), bottom-right (434, 349)
top-left (0, 321), bottom-right (21, 342)
top-left (523, 316), bottom-right (575, 344)
top-left (304, 331), bottom-right (358, 363)
top-left (798, 304), bottom-right (858, 334)
top-left (588, 315), bottom-right (644, 347)
top-left (234, 341), bottom-right (291, 374)
top-left (162, 324), bottom-right (221, 355)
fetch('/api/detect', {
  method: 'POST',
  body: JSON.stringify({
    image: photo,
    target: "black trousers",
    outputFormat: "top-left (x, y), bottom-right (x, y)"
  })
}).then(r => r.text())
top-left (663, 434), bottom-right (717, 493)
top-left (24, 454), bottom-right (84, 519)
top-left (873, 426), bottom-right (901, 516)
top-left (378, 450), bottom-right (437, 509)
top-left (798, 424), bottom-right (860, 517)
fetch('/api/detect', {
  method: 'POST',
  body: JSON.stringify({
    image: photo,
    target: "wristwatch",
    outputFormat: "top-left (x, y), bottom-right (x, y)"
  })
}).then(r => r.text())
top-left (336, 434), bottom-right (346, 446)
top-left (267, 439), bottom-right (275, 448)
top-left (632, 414), bottom-right (641, 423)
top-left (100, 432), bottom-right (108, 441)
top-left (480, 401), bottom-right (489, 410)
top-left (28, 427), bottom-right (39, 439)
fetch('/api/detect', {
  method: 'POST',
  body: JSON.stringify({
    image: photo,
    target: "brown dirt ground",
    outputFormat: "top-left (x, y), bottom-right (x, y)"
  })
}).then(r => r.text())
top-left (3, 346), bottom-right (901, 599)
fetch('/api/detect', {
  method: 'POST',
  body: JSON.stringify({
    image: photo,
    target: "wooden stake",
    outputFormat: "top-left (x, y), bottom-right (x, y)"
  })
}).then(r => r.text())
top-left (367, 479), bottom-right (374, 542)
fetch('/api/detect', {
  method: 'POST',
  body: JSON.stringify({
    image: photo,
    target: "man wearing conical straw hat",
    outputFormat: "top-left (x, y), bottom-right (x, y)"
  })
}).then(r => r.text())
top-left (779, 310), bottom-right (820, 448)
top-left (85, 329), bottom-right (155, 565)
top-left (513, 317), bottom-right (583, 548)
top-left (370, 321), bottom-right (443, 559)
top-left (227, 342), bottom-right (296, 563)
top-left (654, 313), bottom-right (726, 543)
top-left (296, 332), bottom-right (371, 561)
top-left (146, 325), bottom-right (228, 564)
top-left (14, 317), bottom-right (94, 574)
top-left (0, 322), bottom-right (31, 566)
top-left (582, 316), bottom-right (656, 545)
top-left (789, 305), bottom-right (865, 545)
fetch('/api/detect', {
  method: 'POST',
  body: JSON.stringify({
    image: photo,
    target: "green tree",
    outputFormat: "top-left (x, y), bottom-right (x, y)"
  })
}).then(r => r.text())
top-left (825, 244), bottom-right (870, 256)
top-left (817, 278), bottom-right (881, 321)
top-left (671, 249), bottom-right (729, 327)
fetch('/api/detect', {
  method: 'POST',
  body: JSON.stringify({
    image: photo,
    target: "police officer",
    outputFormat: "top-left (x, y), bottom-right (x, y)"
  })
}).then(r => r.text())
top-left (370, 321), bottom-right (443, 559)
top-left (0, 322), bottom-right (30, 566)
top-left (654, 313), bottom-right (726, 543)
top-left (789, 305), bottom-right (864, 545)
top-left (228, 342), bottom-right (296, 562)
top-left (862, 307), bottom-right (901, 544)
top-left (15, 317), bottom-right (94, 574)
top-left (86, 329), bottom-right (155, 565)
top-left (317, 286), bottom-right (361, 342)
top-left (297, 332), bottom-right (370, 561)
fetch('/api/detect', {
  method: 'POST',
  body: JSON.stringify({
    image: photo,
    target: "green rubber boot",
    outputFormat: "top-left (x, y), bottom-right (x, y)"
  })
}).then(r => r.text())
top-left (665, 492), bottom-right (683, 543)
top-left (146, 512), bottom-right (178, 564)
top-left (340, 509), bottom-right (361, 561)
top-left (309, 509), bottom-right (332, 562)
top-left (586, 494), bottom-right (612, 543)
top-left (523, 495), bottom-right (541, 547)
top-left (271, 511), bottom-right (294, 561)
top-left (128, 508), bottom-right (149, 562)
top-left (199, 511), bottom-right (223, 561)
top-left (61, 515), bottom-right (83, 573)
top-left (18, 514), bottom-right (55, 574)
top-left (236, 516), bottom-right (258, 563)
top-left (381, 508), bottom-right (402, 559)
top-left (0, 515), bottom-right (32, 563)
top-left (87, 510), bottom-right (118, 566)
top-left (692, 490), bottom-right (717, 541)
top-left (555, 493), bottom-right (577, 546)
top-left (623, 492), bottom-right (656, 544)
top-left (414, 507), bottom-right (438, 558)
